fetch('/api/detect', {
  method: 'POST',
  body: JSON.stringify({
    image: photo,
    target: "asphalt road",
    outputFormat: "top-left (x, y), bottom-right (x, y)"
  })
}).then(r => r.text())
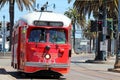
top-left (0, 53), bottom-right (120, 80)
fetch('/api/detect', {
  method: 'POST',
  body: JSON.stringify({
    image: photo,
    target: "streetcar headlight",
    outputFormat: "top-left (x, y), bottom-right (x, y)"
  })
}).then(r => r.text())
top-left (45, 54), bottom-right (51, 60)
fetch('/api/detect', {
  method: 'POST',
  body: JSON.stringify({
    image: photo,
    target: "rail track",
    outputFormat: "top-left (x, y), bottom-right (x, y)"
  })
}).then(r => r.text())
top-left (0, 53), bottom-right (120, 80)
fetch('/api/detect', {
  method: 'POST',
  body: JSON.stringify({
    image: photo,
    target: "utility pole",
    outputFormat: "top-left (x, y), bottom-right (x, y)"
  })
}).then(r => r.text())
top-left (95, 0), bottom-right (107, 61)
top-left (102, 0), bottom-right (107, 60)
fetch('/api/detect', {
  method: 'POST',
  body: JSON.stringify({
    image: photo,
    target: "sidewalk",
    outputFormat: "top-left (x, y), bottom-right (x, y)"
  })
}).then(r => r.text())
top-left (86, 56), bottom-right (116, 64)
top-left (72, 52), bottom-right (120, 73)
top-left (0, 75), bottom-right (16, 80)
top-left (72, 52), bottom-right (115, 63)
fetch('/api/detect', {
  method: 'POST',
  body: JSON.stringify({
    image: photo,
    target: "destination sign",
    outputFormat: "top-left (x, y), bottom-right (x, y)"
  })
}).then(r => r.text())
top-left (33, 21), bottom-right (63, 27)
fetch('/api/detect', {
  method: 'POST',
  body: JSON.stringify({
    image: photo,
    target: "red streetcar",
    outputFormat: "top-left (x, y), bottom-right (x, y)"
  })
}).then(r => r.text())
top-left (11, 11), bottom-right (72, 77)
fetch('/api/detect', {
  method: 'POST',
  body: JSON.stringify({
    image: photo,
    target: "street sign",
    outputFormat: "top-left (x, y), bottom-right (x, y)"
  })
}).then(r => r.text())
top-left (80, 41), bottom-right (87, 45)
top-left (103, 27), bottom-right (107, 35)
top-left (100, 40), bottom-right (108, 51)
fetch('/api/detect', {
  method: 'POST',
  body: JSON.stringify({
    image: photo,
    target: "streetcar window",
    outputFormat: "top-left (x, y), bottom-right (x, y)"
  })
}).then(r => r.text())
top-left (49, 29), bottom-right (66, 44)
top-left (29, 29), bottom-right (46, 42)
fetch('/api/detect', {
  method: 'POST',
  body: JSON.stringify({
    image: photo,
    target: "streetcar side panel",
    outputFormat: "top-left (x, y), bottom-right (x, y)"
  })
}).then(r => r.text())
top-left (19, 26), bottom-right (27, 70)
top-left (11, 26), bottom-right (21, 69)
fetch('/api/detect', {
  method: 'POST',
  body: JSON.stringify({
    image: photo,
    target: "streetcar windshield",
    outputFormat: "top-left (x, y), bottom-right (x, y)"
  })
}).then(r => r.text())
top-left (28, 29), bottom-right (66, 44)
top-left (29, 29), bottom-right (46, 42)
top-left (49, 29), bottom-right (66, 44)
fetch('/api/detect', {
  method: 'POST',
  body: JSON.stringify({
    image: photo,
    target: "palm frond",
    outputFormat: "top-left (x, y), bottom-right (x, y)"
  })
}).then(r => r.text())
top-left (0, 0), bottom-right (8, 9)
top-left (68, 0), bottom-right (72, 4)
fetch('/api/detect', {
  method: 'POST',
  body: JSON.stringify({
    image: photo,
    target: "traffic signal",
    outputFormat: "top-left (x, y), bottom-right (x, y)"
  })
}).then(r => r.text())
top-left (113, 25), bottom-right (117, 39)
top-left (113, 32), bottom-right (117, 39)
top-left (107, 20), bottom-right (113, 31)
top-left (90, 20), bottom-right (97, 32)
top-left (107, 19), bottom-right (113, 39)
top-left (0, 22), bottom-right (2, 30)
top-left (97, 21), bottom-right (102, 31)
top-left (106, 35), bottom-right (110, 39)
top-left (99, 6), bottom-right (104, 19)
top-left (6, 22), bottom-right (10, 31)
top-left (6, 36), bottom-right (10, 41)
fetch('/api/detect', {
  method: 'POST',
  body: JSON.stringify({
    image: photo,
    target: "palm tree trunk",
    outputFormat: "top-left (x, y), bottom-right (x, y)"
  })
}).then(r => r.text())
top-left (107, 39), bottom-right (111, 58)
top-left (73, 22), bottom-right (75, 51)
top-left (89, 37), bottom-right (92, 53)
top-left (9, 0), bottom-right (15, 51)
top-left (114, 0), bottom-right (120, 68)
top-left (93, 38), bottom-right (96, 52)
top-left (114, 35), bottom-right (120, 68)
top-left (95, 32), bottom-right (103, 60)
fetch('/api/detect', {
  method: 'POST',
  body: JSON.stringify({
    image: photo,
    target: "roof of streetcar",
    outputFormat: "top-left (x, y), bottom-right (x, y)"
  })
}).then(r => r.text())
top-left (19, 11), bottom-right (71, 27)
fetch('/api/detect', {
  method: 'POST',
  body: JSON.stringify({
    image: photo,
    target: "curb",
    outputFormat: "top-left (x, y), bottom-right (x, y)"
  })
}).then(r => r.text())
top-left (85, 59), bottom-right (115, 64)
top-left (0, 56), bottom-right (11, 59)
top-left (72, 53), bottom-right (95, 57)
top-left (108, 68), bottom-right (120, 73)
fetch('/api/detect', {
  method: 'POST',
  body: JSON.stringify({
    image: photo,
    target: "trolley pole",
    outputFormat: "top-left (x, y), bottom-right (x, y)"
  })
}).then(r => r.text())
top-left (3, 16), bottom-right (5, 55)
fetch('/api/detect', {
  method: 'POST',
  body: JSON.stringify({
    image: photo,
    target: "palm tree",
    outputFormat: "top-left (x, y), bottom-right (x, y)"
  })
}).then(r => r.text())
top-left (67, 0), bottom-right (97, 53)
top-left (68, 0), bottom-right (72, 4)
top-left (73, 0), bottom-right (120, 69)
top-left (0, 0), bottom-right (35, 51)
top-left (64, 7), bottom-right (86, 53)
top-left (74, 0), bottom-right (118, 19)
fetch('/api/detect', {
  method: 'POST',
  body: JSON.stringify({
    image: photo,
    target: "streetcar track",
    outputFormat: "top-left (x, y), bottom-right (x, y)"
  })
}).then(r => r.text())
top-left (71, 62), bottom-right (120, 80)
top-left (0, 66), bottom-right (67, 80)
top-left (0, 54), bottom-right (119, 80)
